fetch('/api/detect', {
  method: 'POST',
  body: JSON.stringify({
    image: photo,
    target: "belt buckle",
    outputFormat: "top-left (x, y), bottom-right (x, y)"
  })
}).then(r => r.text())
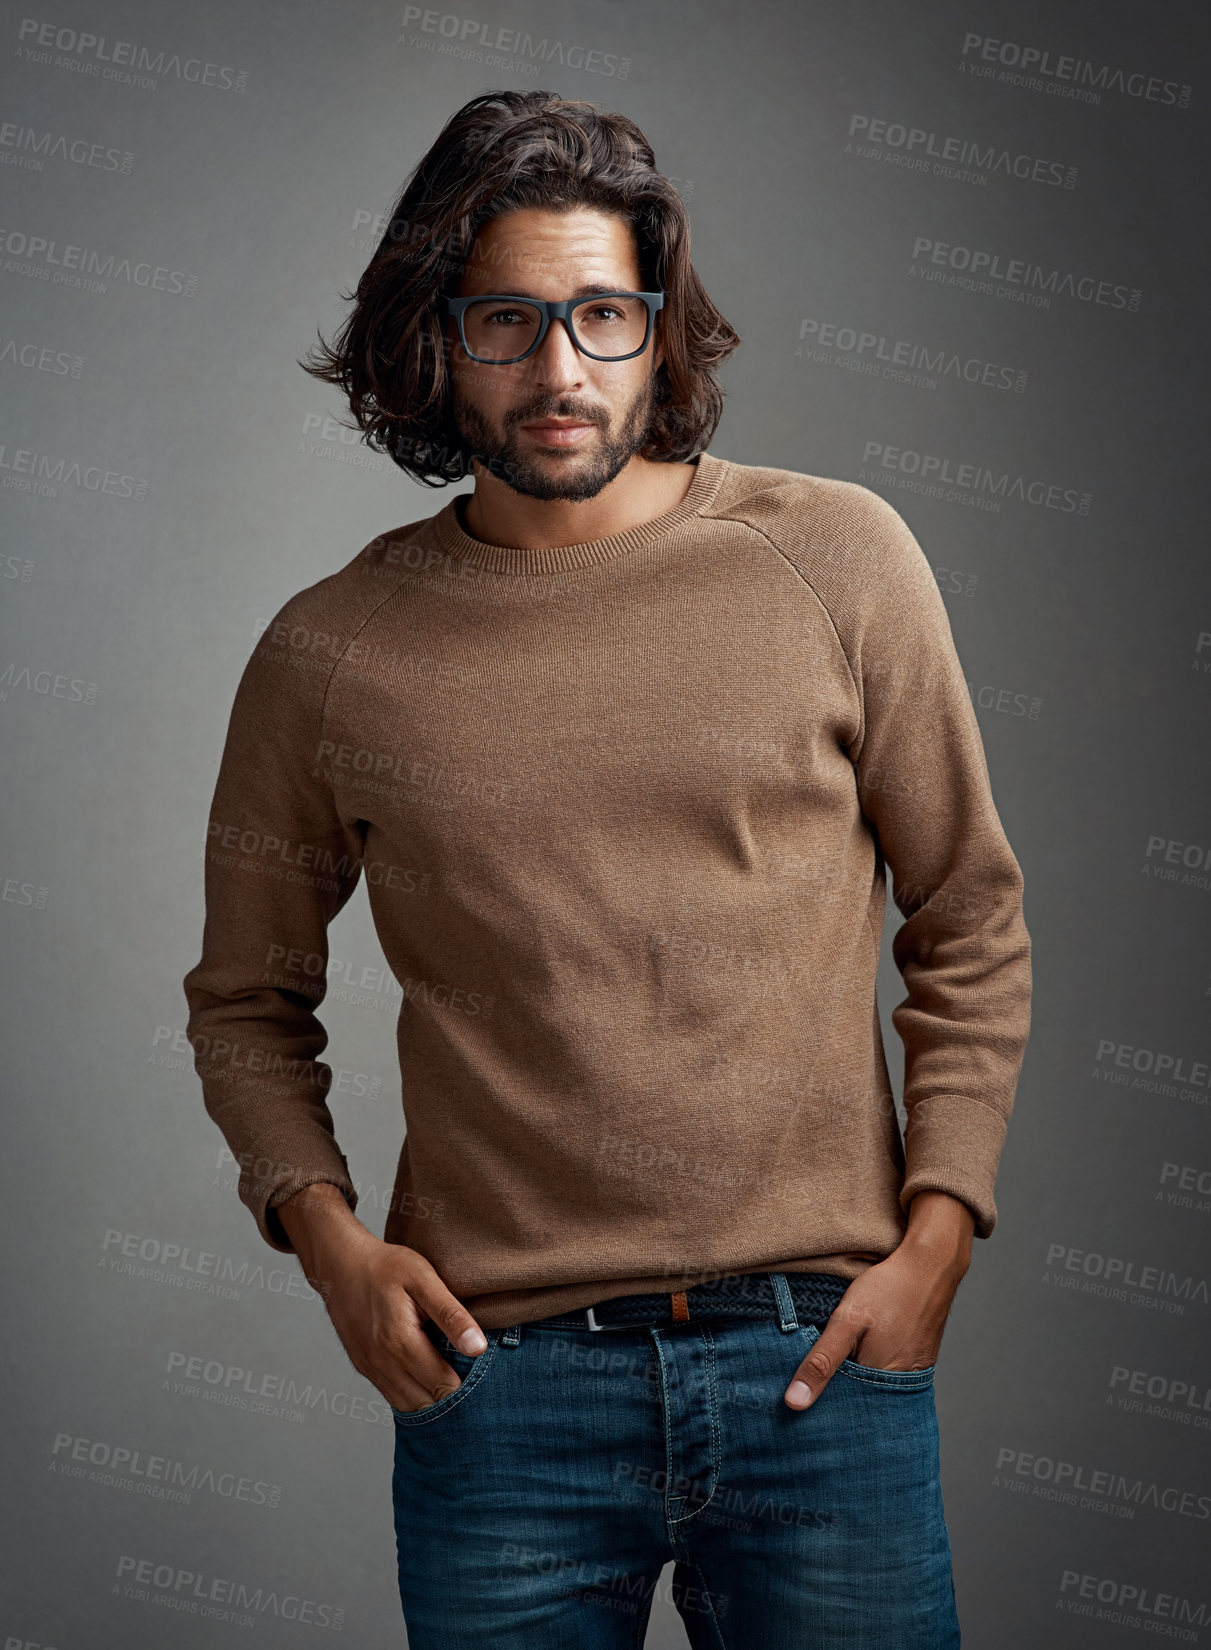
top-left (586, 1289), bottom-right (689, 1331)
top-left (585, 1305), bottom-right (631, 1331)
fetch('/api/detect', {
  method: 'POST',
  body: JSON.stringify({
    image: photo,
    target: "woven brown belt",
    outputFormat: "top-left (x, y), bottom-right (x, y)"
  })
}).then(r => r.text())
top-left (529, 1269), bottom-right (850, 1333)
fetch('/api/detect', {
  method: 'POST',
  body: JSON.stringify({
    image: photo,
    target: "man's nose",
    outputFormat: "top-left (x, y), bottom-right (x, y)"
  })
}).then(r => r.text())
top-left (528, 317), bottom-right (587, 389)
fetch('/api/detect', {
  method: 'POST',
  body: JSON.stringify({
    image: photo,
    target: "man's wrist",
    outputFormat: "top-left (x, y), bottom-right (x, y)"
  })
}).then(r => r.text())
top-left (276, 1181), bottom-right (370, 1277)
top-left (900, 1189), bottom-right (975, 1274)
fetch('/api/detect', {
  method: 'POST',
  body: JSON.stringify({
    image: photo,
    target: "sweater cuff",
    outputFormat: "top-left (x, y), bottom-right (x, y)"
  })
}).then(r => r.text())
top-left (241, 1147), bottom-right (359, 1254)
top-left (898, 1093), bottom-right (1009, 1240)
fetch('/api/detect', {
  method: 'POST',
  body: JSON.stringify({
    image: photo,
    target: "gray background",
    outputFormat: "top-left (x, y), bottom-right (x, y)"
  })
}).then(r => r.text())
top-left (2, 0), bottom-right (1209, 1644)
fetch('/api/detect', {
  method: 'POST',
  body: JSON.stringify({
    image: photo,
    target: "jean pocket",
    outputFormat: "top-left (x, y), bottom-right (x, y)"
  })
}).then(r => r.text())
top-left (799, 1321), bottom-right (935, 1390)
top-left (390, 1328), bottom-right (503, 1427)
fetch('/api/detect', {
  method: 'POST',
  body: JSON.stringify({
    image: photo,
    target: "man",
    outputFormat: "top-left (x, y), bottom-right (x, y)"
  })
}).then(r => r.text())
top-left (184, 90), bottom-right (1031, 1647)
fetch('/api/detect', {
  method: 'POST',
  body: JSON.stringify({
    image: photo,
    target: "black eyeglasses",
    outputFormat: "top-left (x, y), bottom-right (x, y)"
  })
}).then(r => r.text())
top-left (440, 291), bottom-right (664, 364)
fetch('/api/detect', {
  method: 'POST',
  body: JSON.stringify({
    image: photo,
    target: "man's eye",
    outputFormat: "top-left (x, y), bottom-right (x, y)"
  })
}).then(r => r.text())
top-left (485, 309), bottom-right (526, 326)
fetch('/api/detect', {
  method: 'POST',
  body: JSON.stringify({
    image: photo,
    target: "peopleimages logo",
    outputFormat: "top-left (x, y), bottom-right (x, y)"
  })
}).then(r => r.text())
top-left (846, 113), bottom-right (1077, 189)
top-left (994, 1444), bottom-right (1211, 1520)
top-left (0, 661), bottom-right (97, 704)
top-left (958, 33), bottom-right (1192, 110)
top-left (0, 439), bottom-right (147, 500)
top-left (1058, 1569), bottom-right (1210, 1631)
top-left (164, 1348), bottom-right (395, 1427)
top-left (1140, 832), bottom-right (1211, 894)
top-left (861, 439), bottom-right (1091, 515)
top-left (0, 334), bottom-right (84, 376)
top-left (113, 1553), bottom-right (344, 1630)
top-left (99, 1227), bottom-right (324, 1304)
top-left (0, 225), bottom-right (196, 296)
top-left (0, 118), bottom-right (134, 174)
top-left (1043, 1241), bottom-right (1210, 1312)
top-left (50, 1431), bottom-right (282, 1508)
top-left (397, 7), bottom-right (631, 78)
top-left (15, 18), bottom-right (249, 93)
top-left (1090, 1034), bottom-right (1210, 1110)
top-left (1110, 1362), bottom-right (1211, 1428)
top-left (909, 235), bottom-right (1141, 312)
top-left (796, 316), bottom-right (1027, 394)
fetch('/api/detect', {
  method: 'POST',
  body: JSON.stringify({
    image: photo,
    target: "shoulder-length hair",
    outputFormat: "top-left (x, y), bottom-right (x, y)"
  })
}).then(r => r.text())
top-left (299, 89), bottom-right (740, 486)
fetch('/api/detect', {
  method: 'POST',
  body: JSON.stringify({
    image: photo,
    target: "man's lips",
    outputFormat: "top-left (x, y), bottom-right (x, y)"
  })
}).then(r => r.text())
top-left (520, 419), bottom-right (598, 445)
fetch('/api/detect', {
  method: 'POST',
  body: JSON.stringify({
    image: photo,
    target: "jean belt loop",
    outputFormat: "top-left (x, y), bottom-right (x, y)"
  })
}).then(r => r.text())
top-left (769, 1272), bottom-right (799, 1333)
top-left (501, 1323), bottom-right (522, 1347)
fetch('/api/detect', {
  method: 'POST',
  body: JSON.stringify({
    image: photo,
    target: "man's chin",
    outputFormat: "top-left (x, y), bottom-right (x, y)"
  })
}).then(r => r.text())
top-left (507, 471), bottom-right (613, 503)
top-left (488, 439), bottom-right (629, 503)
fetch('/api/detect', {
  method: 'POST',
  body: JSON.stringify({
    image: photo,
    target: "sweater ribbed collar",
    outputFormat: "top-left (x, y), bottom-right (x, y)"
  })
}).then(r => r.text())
top-left (430, 450), bottom-right (727, 575)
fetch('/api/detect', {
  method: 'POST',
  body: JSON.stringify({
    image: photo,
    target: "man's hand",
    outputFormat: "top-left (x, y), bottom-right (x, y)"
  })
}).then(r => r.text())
top-left (784, 1190), bottom-right (974, 1410)
top-left (276, 1182), bottom-right (487, 1414)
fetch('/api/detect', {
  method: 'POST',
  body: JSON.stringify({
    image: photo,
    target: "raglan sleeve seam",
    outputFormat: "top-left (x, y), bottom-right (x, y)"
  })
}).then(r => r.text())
top-left (732, 513), bottom-right (866, 744)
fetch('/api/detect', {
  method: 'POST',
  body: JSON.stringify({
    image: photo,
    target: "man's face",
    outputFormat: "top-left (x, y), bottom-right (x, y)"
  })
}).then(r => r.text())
top-left (444, 206), bottom-right (665, 502)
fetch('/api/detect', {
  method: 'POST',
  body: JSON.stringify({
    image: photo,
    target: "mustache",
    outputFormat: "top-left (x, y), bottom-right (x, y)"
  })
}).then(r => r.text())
top-left (509, 405), bottom-right (605, 427)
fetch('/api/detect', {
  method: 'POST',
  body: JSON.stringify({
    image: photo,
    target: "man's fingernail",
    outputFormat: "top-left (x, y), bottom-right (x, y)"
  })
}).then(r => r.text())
top-left (787, 1380), bottom-right (813, 1407)
top-left (459, 1327), bottom-right (487, 1354)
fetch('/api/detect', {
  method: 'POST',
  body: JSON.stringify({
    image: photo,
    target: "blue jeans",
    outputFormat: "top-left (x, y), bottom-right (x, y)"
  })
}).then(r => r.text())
top-left (391, 1280), bottom-right (961, 1647)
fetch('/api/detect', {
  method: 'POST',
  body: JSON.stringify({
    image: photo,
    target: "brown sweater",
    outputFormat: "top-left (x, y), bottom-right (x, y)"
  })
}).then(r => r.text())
top-left (182, 450), bottom-right (1031, 1330)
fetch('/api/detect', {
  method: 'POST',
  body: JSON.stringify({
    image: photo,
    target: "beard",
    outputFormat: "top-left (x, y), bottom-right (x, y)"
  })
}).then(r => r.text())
top-left (451, 370), bottom-right (658, 502)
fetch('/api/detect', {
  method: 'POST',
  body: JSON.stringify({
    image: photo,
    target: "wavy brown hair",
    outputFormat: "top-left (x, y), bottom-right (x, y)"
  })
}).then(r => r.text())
top-left (299, 89), bottom-right (740, 486)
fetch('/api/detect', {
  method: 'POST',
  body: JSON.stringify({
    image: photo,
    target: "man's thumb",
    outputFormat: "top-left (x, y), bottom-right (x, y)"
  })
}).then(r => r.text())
top-left (784, 1327), bottom-right (847, 1409)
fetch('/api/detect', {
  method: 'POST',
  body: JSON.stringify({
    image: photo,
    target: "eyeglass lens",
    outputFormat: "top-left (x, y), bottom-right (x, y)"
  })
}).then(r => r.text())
top-left (461, 296), bottom-right (649, 361)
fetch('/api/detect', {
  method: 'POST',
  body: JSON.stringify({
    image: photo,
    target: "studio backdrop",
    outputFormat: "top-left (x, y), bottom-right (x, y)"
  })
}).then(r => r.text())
top-left (2, 1), bottom-right (1208, 1645)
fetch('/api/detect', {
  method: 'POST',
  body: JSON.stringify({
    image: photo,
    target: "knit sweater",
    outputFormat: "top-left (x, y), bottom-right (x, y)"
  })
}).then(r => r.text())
top-left (182, 450), bottom-right (1032, 1330)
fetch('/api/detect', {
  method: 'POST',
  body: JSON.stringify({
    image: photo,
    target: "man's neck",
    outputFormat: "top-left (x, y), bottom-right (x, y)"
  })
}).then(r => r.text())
top-left (459, 454), bottom-right (698, 551)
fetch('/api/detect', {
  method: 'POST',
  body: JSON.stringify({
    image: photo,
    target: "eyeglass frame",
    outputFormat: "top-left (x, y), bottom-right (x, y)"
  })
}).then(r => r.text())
top-left (439, 291), bottom-right (665, 365)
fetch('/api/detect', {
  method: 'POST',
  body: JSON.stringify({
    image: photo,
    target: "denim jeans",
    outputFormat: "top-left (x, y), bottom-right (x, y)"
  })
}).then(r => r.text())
top-left (391, 1281), bottom-right (961, 1648)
